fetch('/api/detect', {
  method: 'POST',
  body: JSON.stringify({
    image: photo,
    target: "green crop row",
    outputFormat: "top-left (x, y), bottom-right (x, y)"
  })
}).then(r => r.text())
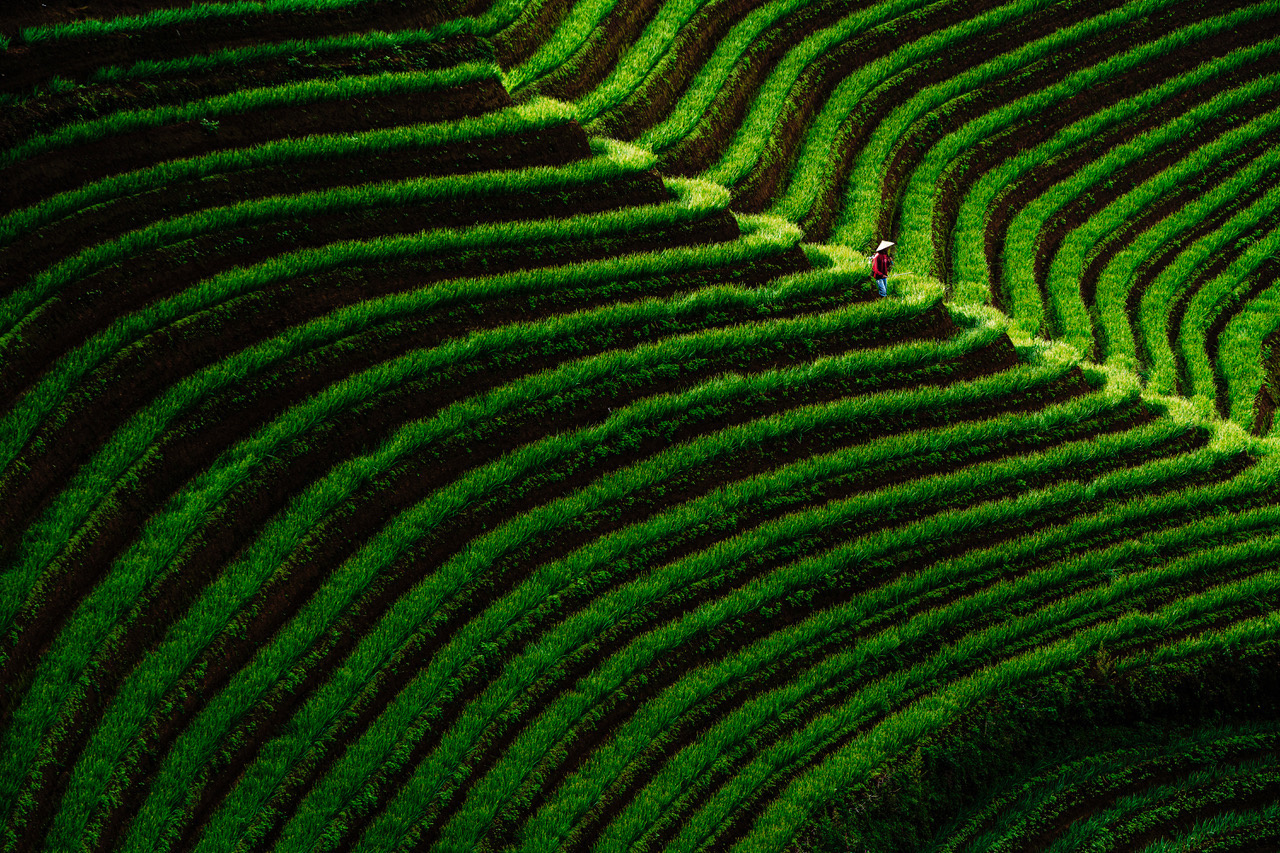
top-left (0, 134), bottom-right (655, 336)
top-left (894, 4), bottom-right (1280, 310)
top-left (1011, 77), bottom-right (1280, 355)
top-left (0, 227), bottom-right (896, 834)
top-left (273, 364), bottom-right (1147, 853)
top-left (0, 63), bottom-right (501, 171)
top-left (263, 353), bottom-right (1124, 853)
top-left (0, 202), bottom-right (803, 639)
top-left (86, 28), bottom-right (486, 84)
top-left (45, 280), bottom-right (945, 853)
top-left (766, 0), bottom-right (1111, 227)
top-left (0, 96), bottom-right (577, 251)
top-left (585, 0), bottom-right (834, 140)
top-left (574, 0), bottom-right (805, 128)
top-left (596, 420), bottom-right (1280, 850)
top-left (568, 429), bottom-right (1256, 853)
top-left (701, 0), bottom-right (964, 188)
top-left (515, 422), bottom-right (1225, 853)
top-left (945, 16), bottom-right (1280, 308)
top-left (1139, 803), bottom-right (1280, 853)
top-left (423, 0), bottom-right (557, 46)
top-left (504, 0), bottom-right (626, 93)
top-left (178, 313), bottom-right (1013, 853)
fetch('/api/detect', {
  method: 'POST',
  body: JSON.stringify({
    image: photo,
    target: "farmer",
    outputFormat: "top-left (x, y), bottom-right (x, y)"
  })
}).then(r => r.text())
top-left (871, 240), bottom-right (894, 298)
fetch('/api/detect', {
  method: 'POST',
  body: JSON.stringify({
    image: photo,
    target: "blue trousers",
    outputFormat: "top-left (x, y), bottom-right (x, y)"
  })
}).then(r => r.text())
top-left (875, 276), bottom-right (888, 297)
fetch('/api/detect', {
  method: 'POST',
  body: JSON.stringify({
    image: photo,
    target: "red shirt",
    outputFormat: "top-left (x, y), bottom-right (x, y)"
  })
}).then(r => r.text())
top-left (872, 251), bottom-right (892, 277)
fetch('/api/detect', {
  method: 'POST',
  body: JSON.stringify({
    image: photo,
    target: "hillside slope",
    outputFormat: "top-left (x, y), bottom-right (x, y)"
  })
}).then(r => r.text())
top-left (1, 2), bottom-right (1279, 852)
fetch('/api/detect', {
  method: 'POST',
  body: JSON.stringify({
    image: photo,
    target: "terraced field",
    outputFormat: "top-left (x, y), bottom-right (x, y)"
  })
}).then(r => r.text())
top-left (1, 1), bottom-right (1278, 852)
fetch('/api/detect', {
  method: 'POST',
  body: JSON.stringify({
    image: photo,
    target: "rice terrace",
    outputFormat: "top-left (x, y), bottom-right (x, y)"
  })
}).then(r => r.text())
top-left (5, 0), bottom-right (1280, 850)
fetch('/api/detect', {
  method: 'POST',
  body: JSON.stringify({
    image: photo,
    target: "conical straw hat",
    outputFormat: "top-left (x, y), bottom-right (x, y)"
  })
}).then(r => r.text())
top-left (876, 240), bottom-right (895, 251)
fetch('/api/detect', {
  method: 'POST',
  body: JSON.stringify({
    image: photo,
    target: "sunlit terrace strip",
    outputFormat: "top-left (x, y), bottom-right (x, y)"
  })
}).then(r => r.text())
top-left (1179, 223), bottom-right (1280, 415)
top-left (1095, 144), bottom-right (1280, 374)
top-left (0, 205), bottom-right (801, 659)
top-left (637, 0), bottom-right (937, 156)
top-left (0, 96), bottom-right (576, 256)
top-left (1220, 283), bottom-right (1280, 432)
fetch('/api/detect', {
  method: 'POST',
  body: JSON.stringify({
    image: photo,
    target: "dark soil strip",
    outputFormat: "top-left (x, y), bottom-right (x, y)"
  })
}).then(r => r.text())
top-left (1117, 778), bottom-right (1280, 853)
top-left (872, 0), bottom-right (1141, 239)
top-left (727, 0), bottom-right (1206, 239)
top-left (1077, 137), bottom-right (1275, 315)
top-left (956, 736), bottom-right (1280, 853)
top-left (583, 0), bottom-right (769, 142)
top-left (1022, 748), bottom-right (1275, 851)
top-left (242, 324), bottom-right (1011, 853)
top-left (1253, 333), bottom-right (1280, 436)
top-left (0, 118), bottom-right (596, 297)
top-left (1030, 97), bottom-right (1280, 346)
top-left (0, 34), bottom-right (495, 150)
top-left (533, 399), bottom-right (1158, 853)
top-left (1030, 761), bottom-right (1280, 853)
top-left (0, 0), bottom-right (479, 92)
top-left (688, 462), bottom-right (1261, 853)
top-left (952, 48), bottom-right (1279, 300)
top-left (736, 55), bottom-right (923, 227)
top-left (0, 168), bottom-right (672, 410)
top-left (0, 78), bottom-right (512, 215)
top-left (0, 240), bottom-right (807, 685)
